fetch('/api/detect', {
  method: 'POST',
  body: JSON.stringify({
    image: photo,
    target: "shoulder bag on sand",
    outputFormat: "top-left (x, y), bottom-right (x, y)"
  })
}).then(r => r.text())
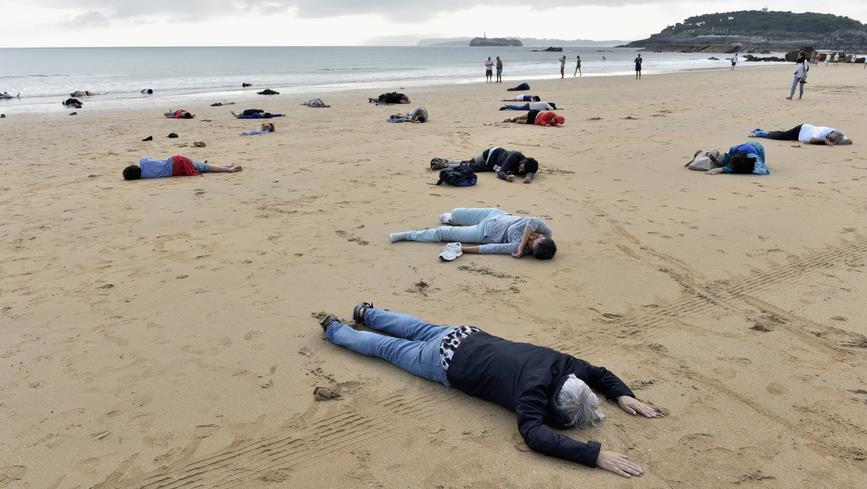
top-left (685, 150), bottom-right (722, 171)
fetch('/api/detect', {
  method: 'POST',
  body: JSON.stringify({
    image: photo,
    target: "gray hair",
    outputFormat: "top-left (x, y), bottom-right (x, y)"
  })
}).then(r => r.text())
top-left (555, 374), bottom-right (605, 428)
top-left (828, 131), bottom-right (845, 144)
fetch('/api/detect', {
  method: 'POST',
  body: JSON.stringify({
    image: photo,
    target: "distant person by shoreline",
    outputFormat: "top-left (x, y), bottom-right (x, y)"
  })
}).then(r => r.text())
top-left (495, 56), bottom-right (503, 83)
top-left (634, 54), bottom-right (643, 79)
top-left (730, 53), bottom-right (737, 70)
top-left (485, 57), bottom-right (494, 83)
top-left (559, 55), bottom-right (566, 79)
top-left (574, 55), bottom-right (582, 77)
top-left (786, 52), bottom-right (809, 100)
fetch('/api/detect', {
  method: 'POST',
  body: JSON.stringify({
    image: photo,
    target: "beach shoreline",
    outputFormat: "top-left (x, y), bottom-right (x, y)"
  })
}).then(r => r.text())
top-left (2, 64), bottom-right (866, 488)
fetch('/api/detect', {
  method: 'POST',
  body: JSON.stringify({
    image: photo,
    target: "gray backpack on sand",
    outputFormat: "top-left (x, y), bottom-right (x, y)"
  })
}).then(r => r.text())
top-left (685, 149), bottom-right (722, 171)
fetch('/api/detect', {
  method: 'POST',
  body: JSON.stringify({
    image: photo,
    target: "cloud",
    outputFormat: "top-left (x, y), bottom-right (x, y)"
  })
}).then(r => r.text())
top-left (66, 10), bottom-right (111, 27)
top-left (47, 1), bottom-right (686, 23)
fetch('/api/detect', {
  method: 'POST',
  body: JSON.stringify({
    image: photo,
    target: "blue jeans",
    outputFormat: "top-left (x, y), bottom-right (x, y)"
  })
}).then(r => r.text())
top-left (789, 76), bottom-right (805, 98)
top-left (324, 309), bottom-right (452, 385)
top-left (501, 103), bottom-right (530, 110)
top-left (403, 207), bottom-right (507, 243)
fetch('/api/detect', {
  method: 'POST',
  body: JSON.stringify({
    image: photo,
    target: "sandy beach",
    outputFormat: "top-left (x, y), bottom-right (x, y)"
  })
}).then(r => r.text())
top-left (1, 64), bottom-right (866, 488)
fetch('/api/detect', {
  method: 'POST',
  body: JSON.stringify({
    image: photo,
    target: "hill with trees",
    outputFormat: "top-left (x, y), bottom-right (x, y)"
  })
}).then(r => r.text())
top-left (627, 10), bottom-right (867, 52)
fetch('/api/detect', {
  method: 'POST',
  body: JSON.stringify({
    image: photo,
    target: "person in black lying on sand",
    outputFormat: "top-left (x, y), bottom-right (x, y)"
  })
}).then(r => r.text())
top-left (318, 304), bottom-right (657, 478)
top-left (257, 89), bottom-right (279, 95)
top-left (369, 92), bottom-right (410, 104)
top-left (63, 98), bottom-right (83, 108)
top-left (430, 147), bottom-right (538, 183)
top-left (231, 109), bottom-right (284, 119)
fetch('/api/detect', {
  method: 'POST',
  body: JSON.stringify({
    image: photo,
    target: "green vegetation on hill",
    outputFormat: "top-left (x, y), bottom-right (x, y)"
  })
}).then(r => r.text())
top-left (659, 10), bottom-right (865, 39)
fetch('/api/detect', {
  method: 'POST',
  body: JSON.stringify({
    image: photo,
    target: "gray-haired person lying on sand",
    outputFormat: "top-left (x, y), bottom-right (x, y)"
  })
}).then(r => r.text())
top-left (318, 304), bottom-right (657, 478)
top-left (389, 207), bottom-right (556, 261)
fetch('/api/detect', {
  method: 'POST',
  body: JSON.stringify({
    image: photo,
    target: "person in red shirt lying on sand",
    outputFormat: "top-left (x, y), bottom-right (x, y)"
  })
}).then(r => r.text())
top-left (503, 109), bottom-right (564, 127)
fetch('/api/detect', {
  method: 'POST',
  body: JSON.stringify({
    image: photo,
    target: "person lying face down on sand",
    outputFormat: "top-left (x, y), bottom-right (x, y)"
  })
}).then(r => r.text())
top-left (164, 109), bottom-right (195, 119)
top-left (318, 304), bottom-right (657, 478)
top-left (231, 109), bottom-right (285, 119)
top-left (389, 207), bottom-right (556, 259)
top-left (430, 147), bottom-right (538, 183)
top-left (749, 123), bottom-right (852, 146)
top-left (500, 101), bottom-right (558, 111)
top-left (704, 142), bottom-right (769, 176)
top-left (504, 110), bottom-right (565, 127)
top-left (122, 155), bottom-right (242, 180)
top-left (501, 95), bottom-right (541, 102)
top-left (368, 92), bottom-right (410, 104)
top-left (240, 123), bottom-right (276, 136)
top-left (387, 106), bottom-right (428, 123)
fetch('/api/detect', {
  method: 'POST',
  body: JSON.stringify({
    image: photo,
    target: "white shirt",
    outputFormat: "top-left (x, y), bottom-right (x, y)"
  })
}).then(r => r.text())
top-left (798, 124), bottom-right (837, 142)
top-left (527, 102), bottom-right (554, 110)
top-left (794, 61), bottom-right (809, 79)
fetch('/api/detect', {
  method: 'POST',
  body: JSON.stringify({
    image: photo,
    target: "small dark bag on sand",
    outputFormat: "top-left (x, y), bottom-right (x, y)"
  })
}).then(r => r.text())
top-left (436, 166), bottom-right (477, 187)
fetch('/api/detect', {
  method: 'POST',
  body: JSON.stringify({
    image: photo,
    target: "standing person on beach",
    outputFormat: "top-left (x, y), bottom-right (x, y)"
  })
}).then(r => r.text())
top-left (786, 52), bottom-right (809, 100)
top-left (318, 304), bottom-right (657, 478)
top-left (634, 54), bottom-right (643, 79)
top-left (485, 57), bottom-right (494, 83)
top-left (495, 56), bottom-right (503, 83)
top-left (574, 55), bottom-right (582, 77)
top-left (559, 55), bottom-right (567, 79)
top-left (730, 53), bottom-right (738, 70)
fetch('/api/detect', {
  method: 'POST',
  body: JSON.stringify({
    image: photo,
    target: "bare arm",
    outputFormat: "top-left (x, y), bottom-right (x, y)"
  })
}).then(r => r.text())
top-left (462, 245), bottom-right (481, 254)
top-left (512, 225), bottom-right (535, 258)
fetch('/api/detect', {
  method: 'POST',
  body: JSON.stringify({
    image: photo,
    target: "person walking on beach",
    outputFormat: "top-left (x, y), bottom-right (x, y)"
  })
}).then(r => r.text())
top-left (495, 56), bottom-right (503, 83)
top-left (389, 207), bottom-right (557, 260)
top-left (730, 53), bottom-right (738, 70)
top-left (318, 304), bottom-right (657, 478)
top-left (574, 55), bottom-right (582, 77)
top-left (786, 52), bottom-right (809, 100)
top-left (634, 54), bottom-right (643, 79)
top-left (485, 57), bottom-right (494, 83)
top-left (559, 55), bottom-right (567, 79)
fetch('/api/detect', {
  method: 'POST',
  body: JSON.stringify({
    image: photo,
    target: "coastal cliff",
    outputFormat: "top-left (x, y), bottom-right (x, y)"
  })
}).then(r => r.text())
top-left (469, 37), bottom-right (522, 47)
top-left (626, 10), bottom-right (867, 52)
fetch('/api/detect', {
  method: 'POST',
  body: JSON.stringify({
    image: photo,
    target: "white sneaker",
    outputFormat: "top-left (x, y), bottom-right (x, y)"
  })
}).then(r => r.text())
top-left (439, 242), bottom-right (462, 262)
top-left (439, 212), bottom-right (453, 224)
top-left (388, 232), bottom-right (406, 243)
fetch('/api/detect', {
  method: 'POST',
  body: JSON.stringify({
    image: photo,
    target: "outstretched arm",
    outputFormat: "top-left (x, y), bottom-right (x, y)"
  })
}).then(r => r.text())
top-left (461, 245), bottom-right (480, 254)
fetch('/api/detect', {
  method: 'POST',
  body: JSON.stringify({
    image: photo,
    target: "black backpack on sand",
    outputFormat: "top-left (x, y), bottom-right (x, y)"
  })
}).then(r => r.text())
top-left (436, 165), bottom-right (477, 187)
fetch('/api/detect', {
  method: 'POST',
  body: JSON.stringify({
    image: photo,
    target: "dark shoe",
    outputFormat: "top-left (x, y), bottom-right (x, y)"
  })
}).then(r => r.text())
top-left (353, 302), bottom-right (373, 325)
top-left (319, 313), bottom-right (338, 331)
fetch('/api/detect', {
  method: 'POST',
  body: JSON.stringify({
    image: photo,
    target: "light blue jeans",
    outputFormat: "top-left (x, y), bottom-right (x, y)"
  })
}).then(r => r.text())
top-left (501, 103), bottom-right (530, 110)
top-left (789, 76), bottom-right (805, 98)
top-left (402, 207), bottom-right (507, 243)
top-left (324, 308), bottom-right (452, 385)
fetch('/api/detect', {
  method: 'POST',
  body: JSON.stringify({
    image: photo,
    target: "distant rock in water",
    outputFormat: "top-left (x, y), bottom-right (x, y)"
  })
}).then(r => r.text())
top-left (469, 37), bottom-right (522, 47)
top-left (532, 47), bottom-right (563, 52)
top-left (744, 54), bottom-right (786, 62)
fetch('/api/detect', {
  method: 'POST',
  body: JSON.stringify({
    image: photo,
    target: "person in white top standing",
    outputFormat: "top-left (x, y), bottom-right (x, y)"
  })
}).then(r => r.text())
top-left (787, 52), bottom-right (809, 100)
top-left (730, 53), bottom-right (738, 70)
top-left (485, 57), bottom-right (494, 83)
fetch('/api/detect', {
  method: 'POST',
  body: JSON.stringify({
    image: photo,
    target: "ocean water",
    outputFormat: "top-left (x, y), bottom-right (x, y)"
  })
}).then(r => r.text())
top-left (0, 46), bottom-right (785, 113)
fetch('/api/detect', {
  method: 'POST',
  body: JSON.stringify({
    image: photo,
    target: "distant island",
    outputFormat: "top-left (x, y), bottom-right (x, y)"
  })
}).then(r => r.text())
top-left (417, 37), bottom-right (627, 47)
top-left (469, 37), bottom-right (522, 47)
top-left (626, 10), bottom-right (867, 52)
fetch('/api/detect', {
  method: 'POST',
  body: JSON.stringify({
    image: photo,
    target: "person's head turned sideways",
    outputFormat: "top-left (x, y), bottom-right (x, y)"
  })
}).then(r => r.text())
top-left (517, 157), bottom-right (539, 175)
top-left (123, 165), bottom-right (142, 180)
top-left (552, 374), bottom-right (604, 428)
top-left (728, 153), bottom-right (757, 174)
top-left (552, 114), bottom-right (565, 125)
top-left (528, 232), bottom-right (556, 259)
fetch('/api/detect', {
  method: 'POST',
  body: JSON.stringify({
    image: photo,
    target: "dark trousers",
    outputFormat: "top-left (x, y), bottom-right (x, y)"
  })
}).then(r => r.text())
top-left (764, 124), bottom-right (803, 141)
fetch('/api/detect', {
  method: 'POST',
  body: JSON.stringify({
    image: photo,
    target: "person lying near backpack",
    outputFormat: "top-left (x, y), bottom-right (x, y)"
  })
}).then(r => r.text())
top-left (387, 106), bottom-right (428, 123)
top-left (164, 109), bottom-right (195, 119)
top-left (317, 304), bottom-right (656, 478)
top-left (369, 92), bottom-right (410, 104)
top-left (231, 109), bottom-right (284, 119)
top-left (389, 207), bottom-right (556, 260)
top-left (749, 124), bottom-right (852, 146)
top-left (430, 147), bottom-right (538, 183)
top-left (504, 110), bottom-right (564, 127)
top-left (122, 155), bottom-right (242, 180)
top-left (704, 142), bottom-right (769, 175)
top-left (500, 101), bottom-right (558, 111)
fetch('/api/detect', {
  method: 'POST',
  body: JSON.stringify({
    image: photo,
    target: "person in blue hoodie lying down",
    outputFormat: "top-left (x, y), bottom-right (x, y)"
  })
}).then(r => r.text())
top-left (705, 141), bottom-right (769, 175)
top-left (318, 304), bottom-right (658, 478)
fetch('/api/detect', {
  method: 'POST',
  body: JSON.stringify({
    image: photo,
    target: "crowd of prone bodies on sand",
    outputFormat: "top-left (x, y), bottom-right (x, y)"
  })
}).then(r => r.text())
top-left (82, 57), bottom-right (860, 480)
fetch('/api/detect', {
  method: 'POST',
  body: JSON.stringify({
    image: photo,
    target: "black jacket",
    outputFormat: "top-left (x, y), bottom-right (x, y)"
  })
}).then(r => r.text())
top-left (446, 331), bottom-right (634, 467)
top-left (469, 148), bottom-right (527, 181)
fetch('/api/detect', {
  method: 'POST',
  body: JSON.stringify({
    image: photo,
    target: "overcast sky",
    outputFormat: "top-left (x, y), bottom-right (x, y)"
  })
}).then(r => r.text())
top-left (0, 1), bottom-right (865, 47)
